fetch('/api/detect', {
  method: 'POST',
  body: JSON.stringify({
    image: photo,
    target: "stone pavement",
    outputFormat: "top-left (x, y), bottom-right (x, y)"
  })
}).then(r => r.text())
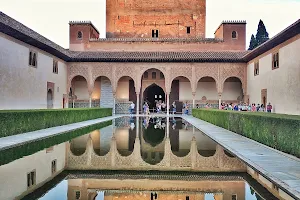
top-left (182, 115), bottom-right (300, 200)
top-left (0, 115), bottom-right (122, 151)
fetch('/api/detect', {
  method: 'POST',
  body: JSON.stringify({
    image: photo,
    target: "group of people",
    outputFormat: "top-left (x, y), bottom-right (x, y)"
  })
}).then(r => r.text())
top-left (219, 102), bottom-right (273, 112)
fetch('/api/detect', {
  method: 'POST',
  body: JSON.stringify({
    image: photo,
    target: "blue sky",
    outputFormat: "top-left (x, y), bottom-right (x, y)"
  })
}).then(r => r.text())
top-left (1, 0), bottom-right (300, 49)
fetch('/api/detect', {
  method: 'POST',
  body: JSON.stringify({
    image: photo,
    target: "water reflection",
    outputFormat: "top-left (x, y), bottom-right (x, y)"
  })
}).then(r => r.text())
top-left (69, 117), bottom-right (221, 164)
top-left (36, 174), bottom-right (274, 200)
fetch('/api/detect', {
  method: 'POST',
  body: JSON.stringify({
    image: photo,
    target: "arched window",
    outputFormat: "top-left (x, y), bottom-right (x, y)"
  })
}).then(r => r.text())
top-left (144, 71), bottom-right (148, 79)
top-left (232, 31), bottom-right (237, 39)
top-left (77, 31), bottom-right (83, 39)
top-left (53, 60), bottom-right (58, 74)
top-left (152, 72), bottom-right (156, 79)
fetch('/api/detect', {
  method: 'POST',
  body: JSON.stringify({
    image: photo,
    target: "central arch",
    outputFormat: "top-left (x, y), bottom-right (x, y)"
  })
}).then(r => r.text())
top-left (143, 84), bottom-right (165, 110)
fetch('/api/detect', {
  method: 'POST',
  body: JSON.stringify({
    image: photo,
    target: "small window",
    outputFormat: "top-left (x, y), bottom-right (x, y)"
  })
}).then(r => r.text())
top-left (187, 27), bottom-right (191, 34)
top-left (232, 194), bottom-right (237, 200)
top-left (186, 196), bottom-right (190, 200)
top-left (272, 52), bottom-right (279, 69)
top-left (160, 72), bottom-right (164, 79)
top-left (29, 51), bottom-right (32, 65)
top-left (51, 160), bottom-right (57, 174)
top-left (254, 61), bottom-right (259, 76)
top-left (27, 170), bottom-right (36, 188)
top-left (53, 60), bottom-right (58, 74)
top-left (152, 30), bottom-right (159, 38)
top-left (77, 31), bottom-right (83, 40)
top-left (152, 72), bottom-right (156, 79)
top-left (29, 51), bottom-right (37, 67)
top-left (232, 31), bottom-right (237, 39)
top-left (75, 191), bottom-right (81, 199)
top-left (144, 72), bottom-right (148, 79)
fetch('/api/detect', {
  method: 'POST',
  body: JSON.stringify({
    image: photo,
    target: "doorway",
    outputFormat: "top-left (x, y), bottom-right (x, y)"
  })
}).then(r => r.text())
top-left (47, 89), bottom-right (53, 109)
top-left (143, 84), bottom-right (165, 110)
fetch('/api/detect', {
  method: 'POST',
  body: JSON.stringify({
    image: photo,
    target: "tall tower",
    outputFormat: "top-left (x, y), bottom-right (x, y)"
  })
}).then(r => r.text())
top-left (106, 0), bottom-right (206, 38)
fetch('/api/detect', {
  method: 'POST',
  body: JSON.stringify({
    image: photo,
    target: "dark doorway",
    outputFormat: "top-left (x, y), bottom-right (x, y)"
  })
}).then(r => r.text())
top-left (143, 84), bottom-right (165, 110)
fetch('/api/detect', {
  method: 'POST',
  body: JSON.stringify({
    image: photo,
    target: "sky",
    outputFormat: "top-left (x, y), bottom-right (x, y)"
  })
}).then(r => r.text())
top-left (1, 0), bottom-right (300, 49)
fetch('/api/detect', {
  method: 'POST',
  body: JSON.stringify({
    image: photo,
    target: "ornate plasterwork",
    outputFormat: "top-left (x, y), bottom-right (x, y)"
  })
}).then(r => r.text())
top-left (67, 62), bottom-right (246, 97)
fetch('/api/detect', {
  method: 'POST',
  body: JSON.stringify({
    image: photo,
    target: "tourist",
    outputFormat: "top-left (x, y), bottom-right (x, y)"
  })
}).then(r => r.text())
top-left (172, 101), bottom-right (176, 114)
top-left (130, 102), bottom-right (135, 115)
top-left (184, 102), bottom-right (189, 115)
top-left (161, 101), bottom-right (166, 113)
top-left (252, 103), bottom-right (256, 112)
top-left (260, 104), bottom-right (265, 112)
top-left (143, 102), bottom-right (147, 114)
top-left (256, 104), bottom-right (260, 112)
top-left (248, 104), bottom-right (252, 111)
top-left (146, 102), bottom-right (150, 115)
top-left (267, 102), bottom-right (273, 113)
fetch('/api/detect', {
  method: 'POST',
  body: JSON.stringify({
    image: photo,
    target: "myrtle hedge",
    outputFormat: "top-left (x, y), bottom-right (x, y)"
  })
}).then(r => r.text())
top-left (0, 108), bottom-right (112, 138)
top-left (193, 109), bottom-right (300, 157)
top-left (0, 120), bottom-right (112, 166)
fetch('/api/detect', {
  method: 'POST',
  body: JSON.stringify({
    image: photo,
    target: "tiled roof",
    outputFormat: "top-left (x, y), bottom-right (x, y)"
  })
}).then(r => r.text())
top-left (69, 20), bottom-right (100, 34)
top-left (0, 11), bottom-right (70, 60)
top-left (69, 51), bottom-right (248, 62)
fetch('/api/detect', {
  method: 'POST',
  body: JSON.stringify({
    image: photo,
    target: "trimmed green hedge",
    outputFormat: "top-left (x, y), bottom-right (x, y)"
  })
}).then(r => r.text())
top-left (193, 109), bottom-right (300, 157)
top-left (0, 108), bottom-right (112, 138)
top-left (0, 120), bottom-right (112, 166)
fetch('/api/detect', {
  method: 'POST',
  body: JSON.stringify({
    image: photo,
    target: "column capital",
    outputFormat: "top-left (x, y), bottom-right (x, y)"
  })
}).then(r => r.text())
top-left (218, 92), bottom-right (222, 97)
top-left (136, 92), bottom-right (140, 96)
top-left (192, 92), bottom-right (196, 97)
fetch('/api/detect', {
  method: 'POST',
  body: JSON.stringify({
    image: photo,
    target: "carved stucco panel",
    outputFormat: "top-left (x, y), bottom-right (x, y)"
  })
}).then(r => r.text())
top-left (219, 63), bottom-right (247, 94)
top-left (193, 63), bottom-right (219, 93)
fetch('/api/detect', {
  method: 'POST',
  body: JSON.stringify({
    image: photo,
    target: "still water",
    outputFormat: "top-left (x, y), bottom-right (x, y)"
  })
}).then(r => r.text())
top-left (0, 117), bottom-right (278, 200)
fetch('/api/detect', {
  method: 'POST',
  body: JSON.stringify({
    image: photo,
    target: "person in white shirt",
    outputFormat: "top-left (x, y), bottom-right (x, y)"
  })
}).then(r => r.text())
top-left (130, 102), bottom-right (135, 115)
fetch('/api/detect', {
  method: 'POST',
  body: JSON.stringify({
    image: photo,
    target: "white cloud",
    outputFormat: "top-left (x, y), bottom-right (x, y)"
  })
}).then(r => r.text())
top-left (1, 0), bottom-right (299, 49)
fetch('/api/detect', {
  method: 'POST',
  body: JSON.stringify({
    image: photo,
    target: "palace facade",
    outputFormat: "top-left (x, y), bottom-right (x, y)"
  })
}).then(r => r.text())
top-left (0, 0), bottom-right (299, 115)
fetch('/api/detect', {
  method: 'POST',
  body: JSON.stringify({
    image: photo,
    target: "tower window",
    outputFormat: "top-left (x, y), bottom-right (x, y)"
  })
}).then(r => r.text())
top-left (152, 30), bottom-right (159, 38)
top-left (152, 72), bottom-right (156, 79)
top-left (144, 72), bottom-right (148, 79)
top-left (187, 27), bottom-right (191, 34)
top-left (232, 194), bottom-right (237, 200)
top-left (232, 31), bottom-right (237, 39)
top-left (254, 61), bottom-right (259, 76)
top-left (77, 31), bottom-right (83, 39)
top-left (75, 191), bottom-right (81, 199)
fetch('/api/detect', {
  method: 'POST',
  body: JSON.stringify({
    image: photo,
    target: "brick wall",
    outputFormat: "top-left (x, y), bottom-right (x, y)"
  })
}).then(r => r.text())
top-left (106, 0), bottom-right (206, 38)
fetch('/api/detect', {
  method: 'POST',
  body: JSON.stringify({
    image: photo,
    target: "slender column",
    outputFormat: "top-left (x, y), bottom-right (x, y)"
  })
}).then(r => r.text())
top-left (166, 117), bottom-right (170, 138)
top-left (89, 96), bottom-right (92, 108)
top-left (218, 93), bottom-right (222, 109)
top-left (136, 92), bottom-right (140, 115)
top-left (113, 92), bottom-right (116, 115)
top-left (136, 117), bottom-right (139, 138)
top-left (166, 93), bottom-right (170, 115)
top-left (192, 92), bottom-right (196, 108)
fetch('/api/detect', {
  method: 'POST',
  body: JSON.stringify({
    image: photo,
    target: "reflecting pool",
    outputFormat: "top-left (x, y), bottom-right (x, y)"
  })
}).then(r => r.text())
top-left (0, 117), bottom-right (278, 200)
